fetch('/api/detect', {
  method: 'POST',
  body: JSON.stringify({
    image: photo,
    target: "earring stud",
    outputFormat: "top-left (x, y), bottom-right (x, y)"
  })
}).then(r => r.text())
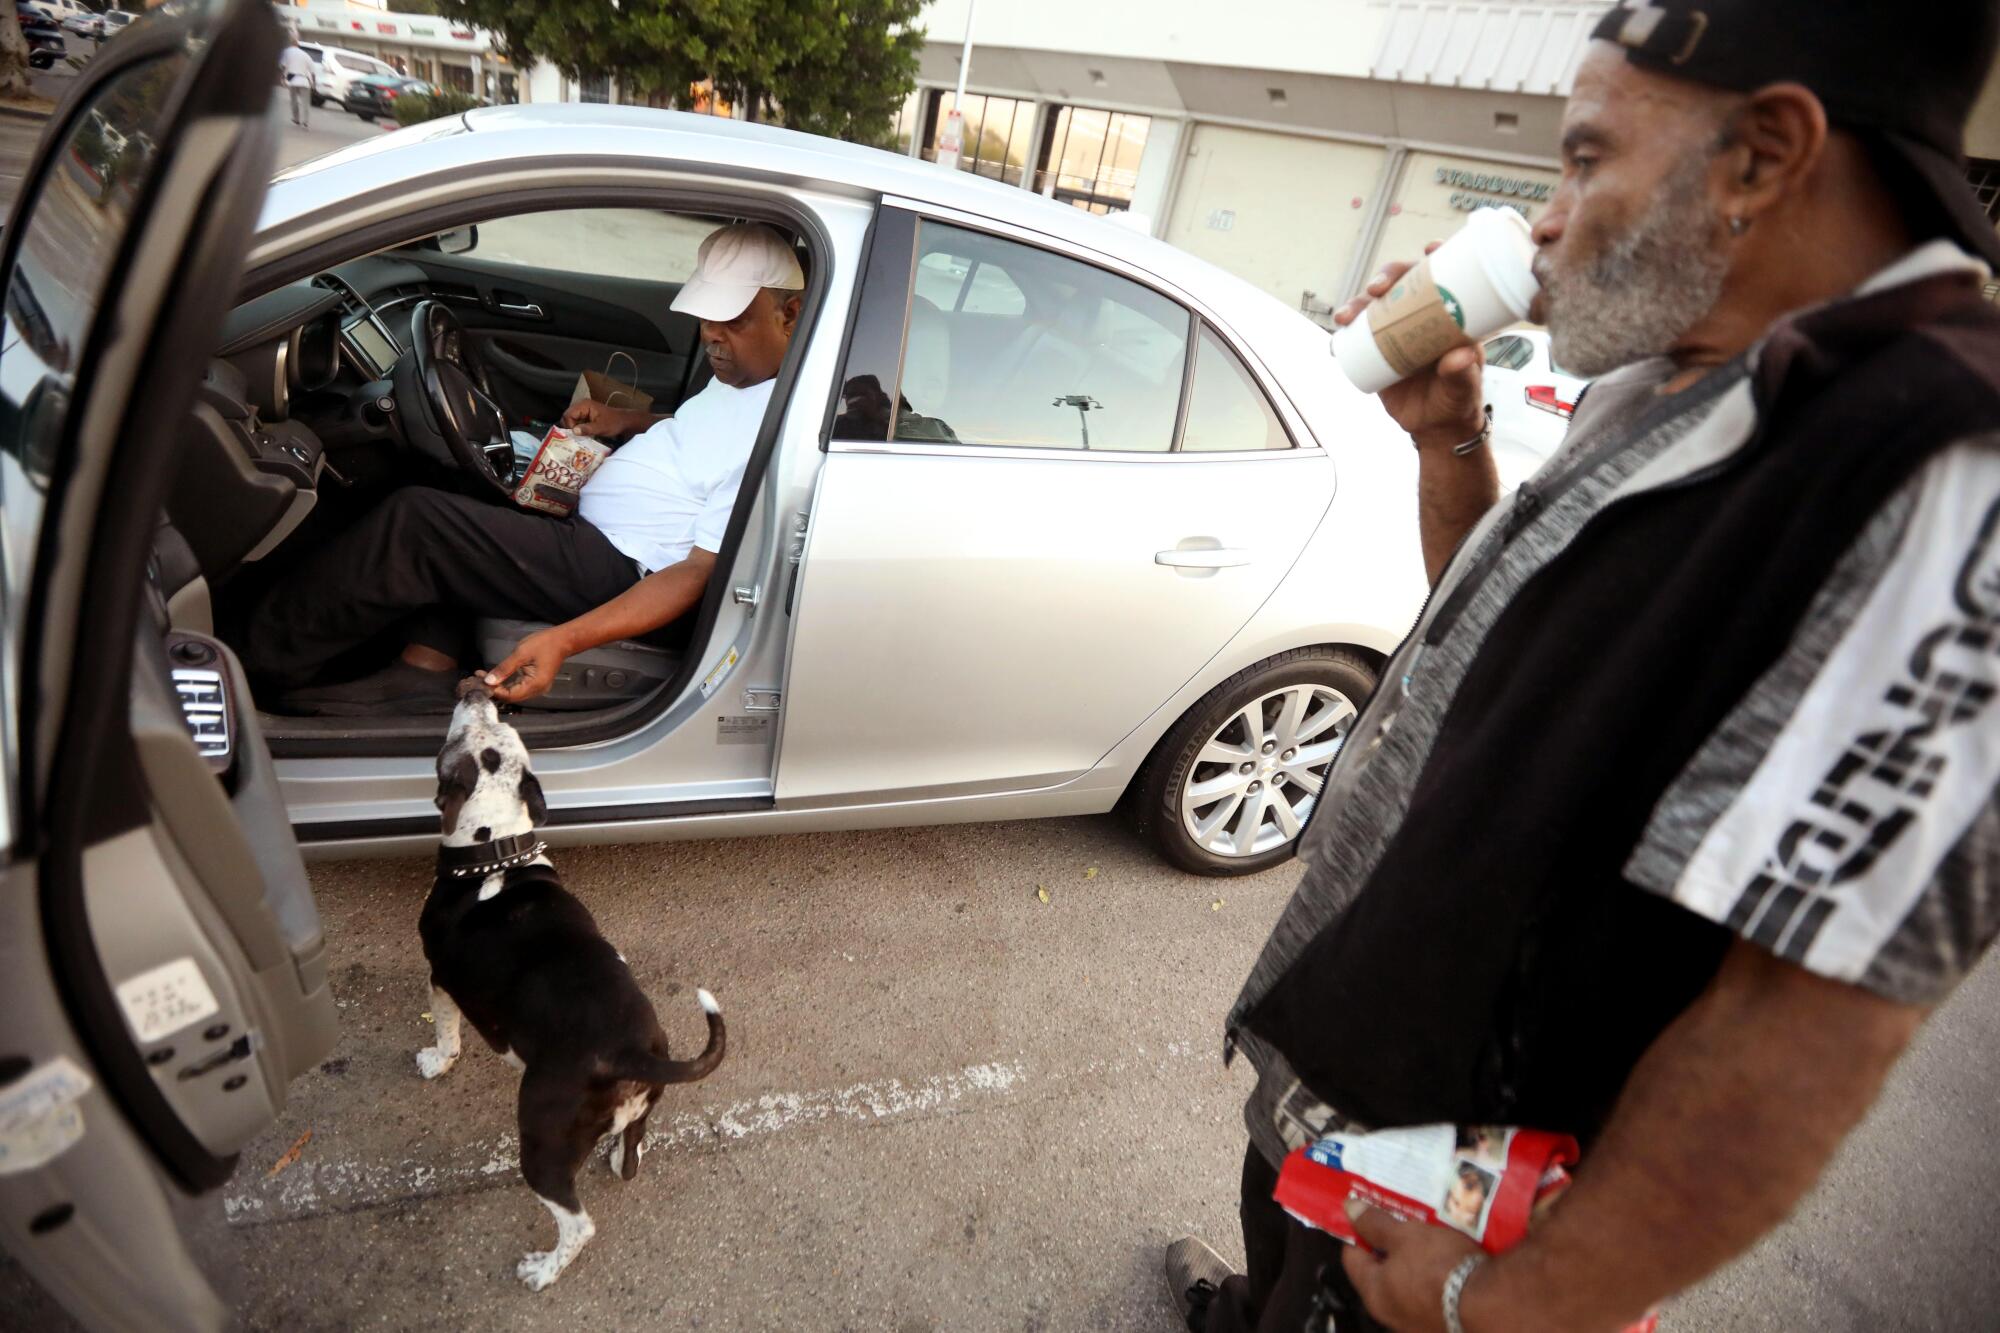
top-left (1728, 216), bottom-right (1750, 236)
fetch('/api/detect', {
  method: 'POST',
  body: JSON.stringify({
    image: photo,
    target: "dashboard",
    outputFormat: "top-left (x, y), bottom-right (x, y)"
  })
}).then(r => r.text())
top-left (170, 258), bottom-right (445, 582)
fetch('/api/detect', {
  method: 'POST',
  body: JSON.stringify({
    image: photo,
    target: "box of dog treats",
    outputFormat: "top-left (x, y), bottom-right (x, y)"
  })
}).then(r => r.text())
top-left (512, 425), bottom-right (610, 518)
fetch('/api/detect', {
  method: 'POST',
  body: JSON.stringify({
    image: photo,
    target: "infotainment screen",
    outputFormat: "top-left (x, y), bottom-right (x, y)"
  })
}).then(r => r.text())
top-left (345, 319), bottom-right (400, 377)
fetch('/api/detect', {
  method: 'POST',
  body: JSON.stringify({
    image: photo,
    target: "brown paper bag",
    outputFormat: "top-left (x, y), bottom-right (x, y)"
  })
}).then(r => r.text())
top-left (570, 350), bottom-right (653, 415)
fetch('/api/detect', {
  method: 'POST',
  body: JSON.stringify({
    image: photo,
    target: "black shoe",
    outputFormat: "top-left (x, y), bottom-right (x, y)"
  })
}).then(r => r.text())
top-left (1165, 1236), bottom-right (1234, 1331)
top-left (278, 662), bottom-right (457, 717)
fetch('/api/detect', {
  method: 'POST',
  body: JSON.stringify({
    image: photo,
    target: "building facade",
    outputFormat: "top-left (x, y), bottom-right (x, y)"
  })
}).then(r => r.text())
top-left (900, 0), bottom-right (2000, 318)
top-left (894, 0), bottom-right (1603, 323)
top-left (270, 0), bottom-right (519, 105)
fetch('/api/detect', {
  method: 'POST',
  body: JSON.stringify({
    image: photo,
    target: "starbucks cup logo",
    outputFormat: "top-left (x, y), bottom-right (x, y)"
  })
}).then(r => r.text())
top-left (1332, 209), bottom-right (1538, 394)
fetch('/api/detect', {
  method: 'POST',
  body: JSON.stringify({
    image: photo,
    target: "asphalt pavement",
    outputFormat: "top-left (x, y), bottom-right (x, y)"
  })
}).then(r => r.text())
top-left (5, 814), bottom-right (1998, 1331)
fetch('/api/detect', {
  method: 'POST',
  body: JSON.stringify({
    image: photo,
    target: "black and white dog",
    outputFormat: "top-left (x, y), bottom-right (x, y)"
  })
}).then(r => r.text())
top-left (417, 680), bottom-right (726, 1290)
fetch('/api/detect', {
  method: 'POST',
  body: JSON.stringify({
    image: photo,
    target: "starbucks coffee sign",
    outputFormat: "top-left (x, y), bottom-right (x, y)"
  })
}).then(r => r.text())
top-left (1435, 166), bottom-right (1555, 216)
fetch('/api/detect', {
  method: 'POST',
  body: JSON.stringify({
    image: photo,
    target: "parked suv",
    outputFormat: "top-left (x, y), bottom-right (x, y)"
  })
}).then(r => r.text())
top-left (297, 40), bottom-right (398, 108)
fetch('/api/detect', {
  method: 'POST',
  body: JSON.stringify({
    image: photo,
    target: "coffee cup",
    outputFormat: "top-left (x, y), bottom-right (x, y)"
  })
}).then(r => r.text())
top-left (1332, 207), bottom-right (1539, 394)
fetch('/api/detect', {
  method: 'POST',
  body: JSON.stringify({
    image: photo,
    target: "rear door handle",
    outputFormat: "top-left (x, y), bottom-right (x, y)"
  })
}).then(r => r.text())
top-left (1155, 548), bottom-right (1252, 569)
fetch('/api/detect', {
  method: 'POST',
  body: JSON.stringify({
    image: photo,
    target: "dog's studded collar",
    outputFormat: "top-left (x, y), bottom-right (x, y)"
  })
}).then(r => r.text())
top-left (438, 833), bottom-right (547, 879)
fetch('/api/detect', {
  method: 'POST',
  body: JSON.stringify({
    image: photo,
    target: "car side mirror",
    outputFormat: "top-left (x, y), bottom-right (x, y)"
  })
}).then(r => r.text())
top-left (435, 225), bottom-right (477, 256)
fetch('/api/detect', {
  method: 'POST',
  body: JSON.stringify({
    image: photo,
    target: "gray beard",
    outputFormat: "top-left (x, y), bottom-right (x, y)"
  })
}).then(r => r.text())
top-left (1539, 162), bottom-right (1730, 379)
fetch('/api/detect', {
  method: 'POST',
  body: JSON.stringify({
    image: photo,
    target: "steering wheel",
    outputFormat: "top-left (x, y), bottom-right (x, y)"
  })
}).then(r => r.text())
top-left (407, 299), bottom-right (517, 497)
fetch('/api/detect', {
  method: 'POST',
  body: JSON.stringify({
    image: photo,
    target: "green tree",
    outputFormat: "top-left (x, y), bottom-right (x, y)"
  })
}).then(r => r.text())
top-left (387, 0), bottom-right (443, 14)
top-left (432, 0), bottom-right (925, 144)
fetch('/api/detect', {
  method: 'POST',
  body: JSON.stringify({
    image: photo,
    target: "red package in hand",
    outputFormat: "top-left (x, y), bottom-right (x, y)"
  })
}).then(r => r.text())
top-left (1273, 1124), bottom-right (1656, 1333)
top-left (1275, 1124), bottom-right (1577, 1253)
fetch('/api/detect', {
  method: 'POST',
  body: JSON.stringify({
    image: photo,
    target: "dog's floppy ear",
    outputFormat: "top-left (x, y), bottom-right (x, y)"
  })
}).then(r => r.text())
top-left (518, 768), bottom-right (548, 827)
top-left (436, 748), bottom-right (481, 835)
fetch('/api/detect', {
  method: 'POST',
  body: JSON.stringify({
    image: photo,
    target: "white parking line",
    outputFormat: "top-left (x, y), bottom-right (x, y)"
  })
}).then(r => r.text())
top-left (224, 1042), bottom-right (1210, 1225)
top-left (225, 1058), bottom-right (1032, 1224)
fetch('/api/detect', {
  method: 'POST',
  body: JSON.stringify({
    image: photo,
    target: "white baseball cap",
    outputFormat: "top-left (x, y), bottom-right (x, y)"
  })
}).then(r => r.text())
top-left (670, 223), bottom-right (805, 322)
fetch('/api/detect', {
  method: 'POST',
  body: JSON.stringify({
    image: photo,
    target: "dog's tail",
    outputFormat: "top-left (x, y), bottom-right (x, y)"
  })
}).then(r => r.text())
top-left (616, 989), bottom-right (726, 1085)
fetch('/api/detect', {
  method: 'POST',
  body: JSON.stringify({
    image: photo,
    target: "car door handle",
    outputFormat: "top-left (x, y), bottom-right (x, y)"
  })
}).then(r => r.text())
top-left (1155, 548), bottom-right (1252, 569)
top-left (494, 300), bottom-right (546, 319)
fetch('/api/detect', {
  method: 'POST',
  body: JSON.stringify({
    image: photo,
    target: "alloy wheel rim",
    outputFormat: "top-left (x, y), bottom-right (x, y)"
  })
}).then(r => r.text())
top-left (1179, 683), bottom-right (1356, 858)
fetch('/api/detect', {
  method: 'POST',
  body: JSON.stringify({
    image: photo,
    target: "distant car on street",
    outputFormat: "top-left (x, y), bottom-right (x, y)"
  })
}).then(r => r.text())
top-left (60, 11), bottom-right (100, 38)
top-left (15, 1), bottom-right (66, 66)
top-left (100, 6), bottom-right (134, 38)
top-left (1480, 327), bottom-right (1589, 487)
top-left (25, 0), bottom-right (90, 27)
top-left (297, 40), bottom-right (397, 108)
top-left (342, 71), bottom-right (437, 121)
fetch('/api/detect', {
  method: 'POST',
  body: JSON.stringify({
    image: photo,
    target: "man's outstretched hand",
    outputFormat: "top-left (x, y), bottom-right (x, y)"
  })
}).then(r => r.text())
top-left (485, 625), bottom-right (573, 704)
top-left (1340, 1201), bottom-right (1484, 1333)
top-left (561, 397), bottom-right (652, 440)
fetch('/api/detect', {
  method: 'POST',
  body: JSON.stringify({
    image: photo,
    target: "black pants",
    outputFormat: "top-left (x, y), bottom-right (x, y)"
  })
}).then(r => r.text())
top-left (243, 486), bottom-right (642, 691)
top-left (1203, 1144), bottom-right (1385, 1333)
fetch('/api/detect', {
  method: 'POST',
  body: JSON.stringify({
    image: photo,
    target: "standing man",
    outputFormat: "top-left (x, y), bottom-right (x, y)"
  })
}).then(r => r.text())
top-left (1168, 2), bottom-right (2000, 1330)
top-left (279, 34), bottom-right (313, 130)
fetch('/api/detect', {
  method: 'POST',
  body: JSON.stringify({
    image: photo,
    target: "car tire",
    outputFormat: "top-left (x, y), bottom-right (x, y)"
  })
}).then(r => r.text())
top-left (1130, 646), bottom-right (1378, 877)
top-left (310, 92), bottom-right (324, 107)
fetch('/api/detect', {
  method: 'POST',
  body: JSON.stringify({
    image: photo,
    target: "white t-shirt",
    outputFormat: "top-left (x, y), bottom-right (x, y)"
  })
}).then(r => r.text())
top-left (280, 48), bottom-right (315, 87)
top-left (578, 376), bottom-right (772, 574)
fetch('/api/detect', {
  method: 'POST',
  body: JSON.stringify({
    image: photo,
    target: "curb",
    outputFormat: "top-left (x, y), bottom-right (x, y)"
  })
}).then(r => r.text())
top-left (0, 105), bottom-right (50, 123)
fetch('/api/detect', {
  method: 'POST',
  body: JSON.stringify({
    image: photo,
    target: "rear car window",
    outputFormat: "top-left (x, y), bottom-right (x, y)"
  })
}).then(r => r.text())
top-left (892, 219), bottom-right (1191, 452)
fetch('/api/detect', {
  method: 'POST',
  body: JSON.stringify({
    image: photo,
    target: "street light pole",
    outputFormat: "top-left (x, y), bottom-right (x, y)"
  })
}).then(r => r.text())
top-left (953, 0), bottom-right (978, 111)
top-left (939, 0), bottom-right (978, 167)
top-left (1053, 394), bottom-right (1101, 450)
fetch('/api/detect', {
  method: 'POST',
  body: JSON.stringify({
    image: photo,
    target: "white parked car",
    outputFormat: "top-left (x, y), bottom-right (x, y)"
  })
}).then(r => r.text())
top-left (27, 0), bottom-right (91, 25)
top-left (100, 5), bottom-right (133, 37)
top-left (297, 40), bottom-right (398, 108)
top-left (1481, 327), bottom-right (1588, 487)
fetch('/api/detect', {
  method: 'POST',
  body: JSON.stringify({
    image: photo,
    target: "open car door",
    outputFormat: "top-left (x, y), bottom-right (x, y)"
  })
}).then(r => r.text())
top-left (0, 4), bottom-right (336, 1330)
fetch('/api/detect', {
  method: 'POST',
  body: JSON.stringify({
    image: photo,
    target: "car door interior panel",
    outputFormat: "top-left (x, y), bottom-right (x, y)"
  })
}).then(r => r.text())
top-left (1, 2), bottom-right (344, 1323)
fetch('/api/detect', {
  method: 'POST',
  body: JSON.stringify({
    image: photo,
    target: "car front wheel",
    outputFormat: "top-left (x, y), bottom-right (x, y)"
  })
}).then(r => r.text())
top-left (1132, 647), bottom-right (1376, 876)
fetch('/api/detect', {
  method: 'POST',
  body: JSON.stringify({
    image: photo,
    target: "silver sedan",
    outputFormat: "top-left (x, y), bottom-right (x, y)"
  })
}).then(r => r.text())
top-left (210, 104), bottom-right (1432, 875)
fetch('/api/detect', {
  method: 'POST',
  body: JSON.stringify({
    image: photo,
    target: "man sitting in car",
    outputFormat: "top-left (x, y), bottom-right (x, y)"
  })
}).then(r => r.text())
top-left (242, 222), bottom-right (803, 712)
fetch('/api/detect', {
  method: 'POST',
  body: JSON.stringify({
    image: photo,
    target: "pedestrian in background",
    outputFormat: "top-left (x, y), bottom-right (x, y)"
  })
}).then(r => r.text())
top-left (279, 33), bottom-right (313, 130)
top-left (1167, 1), bottom-right (2000, 1330)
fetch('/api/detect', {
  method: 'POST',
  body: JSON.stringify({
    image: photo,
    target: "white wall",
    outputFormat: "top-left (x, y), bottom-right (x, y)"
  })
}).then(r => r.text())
top-left (916, 0), bottom-right (1387, 80)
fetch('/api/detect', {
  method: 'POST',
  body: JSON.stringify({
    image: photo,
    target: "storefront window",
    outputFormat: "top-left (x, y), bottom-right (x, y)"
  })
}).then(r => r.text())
top-left (442, 64), bottom-right (475, 95)
top-left (888, 91), bottom-right (921, 154)
top-left (1035, 107), bottom-right (1151, 215)
top-left (578, 72), bottom-right (610, 104)
top-left (924, 91), bottom-right (1034, 187)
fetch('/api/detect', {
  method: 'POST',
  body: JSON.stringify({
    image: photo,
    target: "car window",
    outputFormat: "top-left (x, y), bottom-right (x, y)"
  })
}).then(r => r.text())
top-left (1483, 335), bottom-right (1531, 371)
top-left (1180, 327), bottom-right (1293, 453)
top-left (913, 250), bottom-right (1026, 316)
top-left (0, 51), bottom-right (187, 589)
top-left (894, 220), bottom-right (1191, 452)
top-left (443, 209), bottom-right (721, 283)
